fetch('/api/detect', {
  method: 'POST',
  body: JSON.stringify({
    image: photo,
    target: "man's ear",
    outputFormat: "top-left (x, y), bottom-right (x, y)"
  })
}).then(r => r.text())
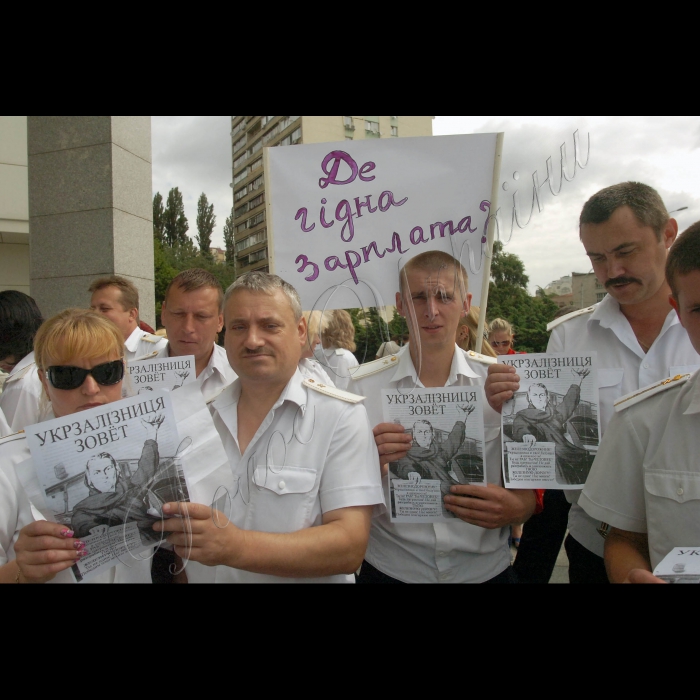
top-left (396, 291), bottom-right (404, 317)
top-left (216, 312), bottom-right (224, 333)
top-left (298, 316), bottom-right (308, 345)
top-left (669, 294), bottom-right (682, 324)
top-left (663, 217), bottom-right (679, 250)
top-left (462, 292), bottom-right (473, 317)
top-left (128, 307), bottom-right (138, 323)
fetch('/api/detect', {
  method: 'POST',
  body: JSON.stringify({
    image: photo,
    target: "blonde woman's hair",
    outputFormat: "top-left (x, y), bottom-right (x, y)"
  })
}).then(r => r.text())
top-left (488, 317), bottom-right (514, 338)
top-left (456, 306), bottom-right (497, 357)
top-left (321, 309), bottom-right (357, 353)
top-left (34, 308), bottom-right (124, 370)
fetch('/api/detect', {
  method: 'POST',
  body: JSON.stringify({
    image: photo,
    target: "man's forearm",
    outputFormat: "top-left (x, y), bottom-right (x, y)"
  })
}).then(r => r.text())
top-left (224, 507), bottom-right (372, 578)
top-left (604, 528), bottom-right (652, 583)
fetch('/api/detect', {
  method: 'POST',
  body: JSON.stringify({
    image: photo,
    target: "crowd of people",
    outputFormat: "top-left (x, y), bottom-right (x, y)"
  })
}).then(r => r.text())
top-left (1, 178), bottom-right (699, 584)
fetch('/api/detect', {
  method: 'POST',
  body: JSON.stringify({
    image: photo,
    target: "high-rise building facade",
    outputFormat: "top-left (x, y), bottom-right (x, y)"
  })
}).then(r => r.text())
top-left (230, 116), bottom-right (433, 276)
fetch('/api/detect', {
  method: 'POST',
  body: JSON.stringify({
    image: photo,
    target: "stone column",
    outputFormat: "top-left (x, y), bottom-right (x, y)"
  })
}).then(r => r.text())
top-left (27, 116), bottom-right (155, 325)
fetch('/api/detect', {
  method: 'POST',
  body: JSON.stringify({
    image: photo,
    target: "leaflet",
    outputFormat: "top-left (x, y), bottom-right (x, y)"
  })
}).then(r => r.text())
top-left (127, 354), bottom-right (195, 393)
top-left (499, 352), bottom-right (600, 489)
top-left (22, 390), bottom-right (190, 582)
top-left (382, 388), bottom-right (486, 523)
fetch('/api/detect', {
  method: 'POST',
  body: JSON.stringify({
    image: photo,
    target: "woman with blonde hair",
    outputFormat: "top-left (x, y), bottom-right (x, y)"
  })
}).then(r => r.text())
top-left (456, 306), bottom-right (497, 357)
top-left (488, 317), bottom-right (518, 356)
top-left (299, 310), bottom-right (335, 385)
top-left (319, 309), bottom-right (359, 391)
top-left (0, 308), bottom-right (154, 583)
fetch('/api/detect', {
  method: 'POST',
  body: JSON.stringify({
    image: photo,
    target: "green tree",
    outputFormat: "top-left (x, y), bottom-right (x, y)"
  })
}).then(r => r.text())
top-left (223, 207), bottom-right (235, 264)
top-left (153, 192), bottom-right (165, 244)
top-left (196, 193), bottom-right (216, 260)
top-left (486, 241), bottom-right (558, 352)
top-left (348, 307), bottom-right (389, 363)
top-left (163, 187), bottom-right (192, 255)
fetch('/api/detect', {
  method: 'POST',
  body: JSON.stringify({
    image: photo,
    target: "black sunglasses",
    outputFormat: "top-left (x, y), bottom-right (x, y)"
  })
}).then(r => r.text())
top-left (46, 360), bottom-right (124, 390)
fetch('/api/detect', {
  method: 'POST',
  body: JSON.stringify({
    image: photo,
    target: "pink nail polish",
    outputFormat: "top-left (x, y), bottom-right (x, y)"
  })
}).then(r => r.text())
top-left (77, 549), bottom-right (89, 558)
top-left (73, 540), bottom-right (86, 550)
top-left (61, 529), bottom-right (75, 538)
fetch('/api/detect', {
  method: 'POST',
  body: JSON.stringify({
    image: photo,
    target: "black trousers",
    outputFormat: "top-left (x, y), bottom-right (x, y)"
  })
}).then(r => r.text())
top-left (512, 489), bottom-right (571, 584)
top-left (356, 559), bottom-right (518, 583)
top-left (565, 533), bottom-right (610, 584)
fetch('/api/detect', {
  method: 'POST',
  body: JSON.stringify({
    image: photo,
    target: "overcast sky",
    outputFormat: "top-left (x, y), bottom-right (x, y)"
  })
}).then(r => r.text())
top-left (152, 116), bottom-right (700, 293)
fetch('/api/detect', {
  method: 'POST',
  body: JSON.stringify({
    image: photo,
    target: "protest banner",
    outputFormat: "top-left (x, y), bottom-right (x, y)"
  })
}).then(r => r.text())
top-left (382, 388), bottom-right (486, 523)
top-left (265, 134), bottom-right (503, 316)
top-left (499, 352), bottom-right (601, 489)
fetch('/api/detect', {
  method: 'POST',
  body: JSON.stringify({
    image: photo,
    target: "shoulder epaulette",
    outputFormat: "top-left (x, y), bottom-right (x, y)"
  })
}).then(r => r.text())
top-left (132, 350), bottom-right (159, 362)
top-left (614, 373), bottom-right (690, 412)
top-left (4, 362), bottom-right (36, 384)
top-left (141, 333), bottom-right (162, 344)
top-left (0, 429), bottom-right (26, 445)
top-left (335, 349), bottom-right (345, 356)
top-left (466, 350), bottom-right (497, 365)
top-left (547, 305), bottom-right (596, 332)
top-left (348, 354), bottom-right (400, 381)
top-left (303, 378), bottom-right (365, 403)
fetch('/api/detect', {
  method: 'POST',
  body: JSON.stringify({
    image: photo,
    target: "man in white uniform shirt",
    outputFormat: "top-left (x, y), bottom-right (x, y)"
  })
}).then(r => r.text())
top-left (0, 291), bottom-right (45, 434)
top-left (486, 182), bottom-right (700, 583)
top-left (89, 275), bottom-right (167, 362)
top-left (350, 251), bottom-right (537, 584)
top-left (155, 271), bottom-right (384, 583)
top-left (580, 221), bottom-right (700, 582)
top-left (157, 268), bottom-right (236, 403)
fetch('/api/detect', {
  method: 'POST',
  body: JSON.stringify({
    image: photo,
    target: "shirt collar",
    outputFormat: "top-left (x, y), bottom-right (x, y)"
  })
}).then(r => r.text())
top-left (213, 367), bottom-right (306, 412)
top-left (124, 326), bottom-right (142, 352)
top-left (9, 351), bottom-right (36, 376)
top-left (590, 293), bottom-right (680, 333)
top-left (389, 344), bottom-right (479, 385)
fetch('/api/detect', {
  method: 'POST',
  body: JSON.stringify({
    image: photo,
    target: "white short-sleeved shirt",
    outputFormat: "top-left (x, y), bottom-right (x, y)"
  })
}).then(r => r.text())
top-left (0, 431), bottom-right (152, 583)
top-left (155, 343), bottom-right (237, 403)
top-left (547, 294), bottom-right (700, 556)
top-left (315, 346), bottom-right (359, 391)
top-left (349, 345), bottom-right (511, 583)
top-left (185, 369), bottom-right (385, 584)
top-left (125, 326), bottom-right (168, 363)
top-left (579, 371), bottom-right (700, 570)
top-left (0, 352), bottom-right (46, 434)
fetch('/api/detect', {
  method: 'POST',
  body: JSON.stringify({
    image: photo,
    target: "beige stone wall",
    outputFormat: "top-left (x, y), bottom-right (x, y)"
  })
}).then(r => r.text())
top-left (0, 116), bottom-right (29, 293)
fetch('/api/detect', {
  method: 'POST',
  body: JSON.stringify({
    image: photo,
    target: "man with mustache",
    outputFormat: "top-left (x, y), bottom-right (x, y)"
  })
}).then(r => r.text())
top-left (487, 182), bottom-right (700, 583)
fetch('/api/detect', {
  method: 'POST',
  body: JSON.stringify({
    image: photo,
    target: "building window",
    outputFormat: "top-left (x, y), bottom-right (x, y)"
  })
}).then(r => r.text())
top-left (234, 202), bottom-right (249, 218)
top-left (231, 119), bottom-right (246, 138)
top-left (250, 157), bottom-right (263, 172)
top-left (596, 292), bottom-right (606, 302)
top-left (235, 229), bottom-right (266, 253)
top-left (233, 152), bottom-right (247, 169)
top-left (233, 135), bottom-right (246, 152)
top-left (233, 169), bottom-right (247, 185)
top-left (391, 126), bottom-right (398, 136)
top-left (261, 116), bottom-right (276, 127)
top-left (249, 193), bottom-right (264, 209)
top-left (343, 116), bottom-right (355, 130)
top-left (234, 185), bottom-right (248, 202)
top-left (278, 127), bottom-right (302, 147)
top-left (249, 174), bottom-right (264, 191)
top-left (365, 120), bottom-right (379, 134)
